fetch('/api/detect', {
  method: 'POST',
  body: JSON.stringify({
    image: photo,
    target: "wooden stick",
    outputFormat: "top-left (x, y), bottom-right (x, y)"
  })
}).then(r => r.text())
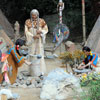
top-left (82, 0), bottom-right (86, 42)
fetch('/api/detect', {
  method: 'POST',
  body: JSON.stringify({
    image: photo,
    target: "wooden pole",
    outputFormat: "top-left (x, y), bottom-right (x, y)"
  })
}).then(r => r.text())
top-left (82, 0), bottom-right (86, 42)
top-left (58, 0), bottom-right (64, 54)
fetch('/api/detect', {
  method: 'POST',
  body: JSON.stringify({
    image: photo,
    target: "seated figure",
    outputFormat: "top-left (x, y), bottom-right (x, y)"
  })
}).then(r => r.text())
top-left (74, 46), bottom-right (100, 74)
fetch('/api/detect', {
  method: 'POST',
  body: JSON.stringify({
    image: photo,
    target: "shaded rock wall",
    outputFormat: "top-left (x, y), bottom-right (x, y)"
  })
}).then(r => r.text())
top-left (0, 9), bottom-right (14, 39)
top-left (86, 15), bottom-right (100, 54)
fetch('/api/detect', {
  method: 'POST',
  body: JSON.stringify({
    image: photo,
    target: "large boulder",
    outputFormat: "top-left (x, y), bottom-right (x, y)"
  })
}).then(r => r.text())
top-left (64, 41), bottom-right (77, 53)
top-left (40, 68), bottom-right (82, 100)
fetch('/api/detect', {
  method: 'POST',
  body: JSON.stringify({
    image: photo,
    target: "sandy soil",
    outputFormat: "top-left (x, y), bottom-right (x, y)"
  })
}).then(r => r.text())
top-left (9, 57), bottom-right (63, 100)
top-left (2, 41), bottom-right (81, 100)
top-left (9, 43), bottom-right (66, 100)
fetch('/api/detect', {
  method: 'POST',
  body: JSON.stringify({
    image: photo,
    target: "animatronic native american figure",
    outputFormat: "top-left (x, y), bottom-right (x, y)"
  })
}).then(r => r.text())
top-left (0, 39), bottom-right (31, 84)
top-left (24, 9), bottom-right (48, 76)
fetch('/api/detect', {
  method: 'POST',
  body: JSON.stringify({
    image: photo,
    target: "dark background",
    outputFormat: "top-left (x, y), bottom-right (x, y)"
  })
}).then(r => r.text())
top-left (0, 0), bottom-right (100, 41)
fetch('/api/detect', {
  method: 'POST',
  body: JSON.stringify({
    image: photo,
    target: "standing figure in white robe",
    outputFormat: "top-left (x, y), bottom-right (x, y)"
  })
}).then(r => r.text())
top-left (24, 9), bottom-right (48, 76)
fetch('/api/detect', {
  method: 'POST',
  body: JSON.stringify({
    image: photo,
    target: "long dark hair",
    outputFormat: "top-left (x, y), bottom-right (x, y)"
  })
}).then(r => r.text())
top-left (15, 39), bottom-right (25, 55)
top-left (82, 46), bottom-right (91, 52)
top-left (15, 39), bottom-right (25, 46)
top-left (83, 46), bottom-right (93, 64)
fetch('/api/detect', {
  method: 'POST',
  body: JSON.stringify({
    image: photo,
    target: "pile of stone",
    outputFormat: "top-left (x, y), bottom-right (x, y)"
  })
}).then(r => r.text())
top-left (40, 68), bottom-right (82, 100)
top-left (1, 71), bottom-right (43, 88)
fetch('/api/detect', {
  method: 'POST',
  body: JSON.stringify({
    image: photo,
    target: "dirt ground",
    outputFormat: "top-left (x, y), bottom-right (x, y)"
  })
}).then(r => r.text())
top-left (6, 42), bottom-right (81, 100)
top-left (9, 43), bottom-right (67, 100)
top-left (10, 58), bottom-right (62, 100)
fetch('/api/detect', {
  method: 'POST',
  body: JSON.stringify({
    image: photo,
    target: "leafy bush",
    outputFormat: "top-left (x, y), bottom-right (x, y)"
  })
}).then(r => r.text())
top-left (80, 72), bottom-right (100, 100)
top-left (59, 50), bottom-right (85, 67)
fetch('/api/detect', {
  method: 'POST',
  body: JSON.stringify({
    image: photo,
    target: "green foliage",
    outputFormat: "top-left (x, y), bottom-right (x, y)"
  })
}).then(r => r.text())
top-left (82, 80), bottom-right (100, 100)
top-left (80, 72), bottom-right (100, 100)
top-left (81, 72), bottom-right (100, 86)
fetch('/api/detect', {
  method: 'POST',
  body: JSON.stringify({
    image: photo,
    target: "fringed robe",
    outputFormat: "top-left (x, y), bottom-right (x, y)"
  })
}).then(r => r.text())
top-left (25, 18), bottom-right (48, 76)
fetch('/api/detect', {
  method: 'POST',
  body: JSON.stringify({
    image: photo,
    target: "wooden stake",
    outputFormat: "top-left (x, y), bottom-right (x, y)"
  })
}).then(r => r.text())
top-left (82, 0), bottom-right (86, 42)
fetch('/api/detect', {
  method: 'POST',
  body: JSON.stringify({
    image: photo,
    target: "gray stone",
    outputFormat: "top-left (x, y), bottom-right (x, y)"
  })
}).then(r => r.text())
top-left (10, 84), bottom-right (17, 88)
top-left (30, 78), bottom-right (36, 84)
top-left (40, 68), bottom-right (82, 100)
top-left (35, 77), bottom-right (41, 83)
top-left (15, 79), bottom-right (20, 83)
top-left (22, 76), bottom-right (28, 80)
top-left (17, 74), bottom-right (23, 80)
top-left (1, 81), bottom-right (8, 87)
top-left (35, 82), bottom-right (43, 88)
top-left (12, 83), bottom-right (19, 87)
top-left (65, 41), bottom-right (77, 53)
top-left (22, 72), bottom-right (30, 76)
top-left (19, 84), bottom-right (27, 88)
top-left (27, 77), bottom-right (33, 81)
top-left (17, 82), bottom-right (22, 86)
top-left (19, 80), bottom-right (25, 85)
top-left (26, 80), bottom-right (31, 86)
top-left (28, 84), bottom-right (35, 88)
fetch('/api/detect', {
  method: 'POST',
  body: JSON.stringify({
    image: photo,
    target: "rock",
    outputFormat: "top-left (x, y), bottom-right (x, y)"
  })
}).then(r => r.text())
top-left (1, 81), bottom-right (9, 87)
top-left (10, 85), bottom-right (17, 88)
top-left (17, 74), bottom-right (23, 80)
top-left (21, 71), bottom-right (30, 76)
top-left (65, 41), bottom-right (77, 53)
top-left (26, 80), bottom-right (31, 86)
top-left (40, 68), bottom-right (82, 100)
top-left (30, 78), bottom-right (36, 84)
top-left (19, 80), bottom-right (25, 85)
top-left (11, 83), bottom-right (19, 88)
top-left (19, 84), bottom-right (27, 88)
top-left (39, 74), bottom-right (44, 80)
top-left (23, 76), bottom-right (28, 80)
top-left (15, 78), bottom-right (21, 83)
top-left (28, 84), bottom-right (35, 88)
top-left (27, 77), bottom-right (33, 81)
top-left (35, 82), bottom-right (42, 88)
top-left (35, 77), bottom-right (41, 83)
top-left (55, 90), bottom-right (68, 100)
top-left (40, 83), bottom-right (57, 100)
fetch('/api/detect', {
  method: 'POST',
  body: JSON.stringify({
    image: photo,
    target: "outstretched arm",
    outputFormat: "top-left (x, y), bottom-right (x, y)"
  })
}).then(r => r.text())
top-left (78, 62), bottom-right (92, 69)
